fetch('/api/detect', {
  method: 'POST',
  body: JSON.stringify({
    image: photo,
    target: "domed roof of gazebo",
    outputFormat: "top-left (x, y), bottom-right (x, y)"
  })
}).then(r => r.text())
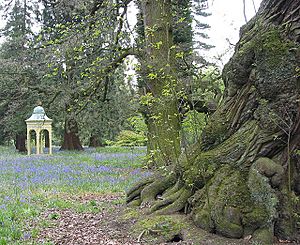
top-left (26, 106), bottom-right (52, 122)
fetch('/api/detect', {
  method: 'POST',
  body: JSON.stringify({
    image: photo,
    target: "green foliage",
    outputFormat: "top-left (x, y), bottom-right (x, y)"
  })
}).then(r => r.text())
top-left (79, 66), bottom-right (139, 146)
top-left (128, 114), bottom-right (148, 134)
top-left (0, 0), bottom-right (44, 146)
top-left (113, 130), bottom-right (147, 147)
top-left (99, 113), bottom-right (147, 147)
top-left (95, 146), bottom-right (145, 154)
top-left (1, 0), bottom-right (39, 39)
top-left (191, 66), bottom-right (224, 104)
top-left (182, 111), bottom-right (206, 145)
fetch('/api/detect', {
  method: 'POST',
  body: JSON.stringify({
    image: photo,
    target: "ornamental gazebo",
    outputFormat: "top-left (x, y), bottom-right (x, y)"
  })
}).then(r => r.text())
top-left (25, 106), bottom-right (53, 155)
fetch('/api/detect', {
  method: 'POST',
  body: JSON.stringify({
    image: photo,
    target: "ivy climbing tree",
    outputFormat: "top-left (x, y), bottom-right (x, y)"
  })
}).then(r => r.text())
top-left (136, 0), bottom-right (216, 168)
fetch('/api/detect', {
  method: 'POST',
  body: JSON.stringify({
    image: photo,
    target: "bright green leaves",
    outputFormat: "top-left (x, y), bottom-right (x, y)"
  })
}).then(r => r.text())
top-left (153, 41), bottom-right (163, 49)
top-left (182, 111), bottom-right (206, 145)
top-left (92, 29), bottom-right (101, 38)
top-left (295, 67), bottom-right (300, 78)
top-left (128, 114), bottom-right (148, 134)
top-left (175, 51), bottom-right (184, 59)
top-left (162, 87), bottom-right (172, 97)
top-left (147, 73), bottom-right (158, 80)
top-left (176, 17), bottom-right (186, 24)
top-left (145, 24), bottom-right (159, 37)
top-left (140, 93), bottom-right (156, 106)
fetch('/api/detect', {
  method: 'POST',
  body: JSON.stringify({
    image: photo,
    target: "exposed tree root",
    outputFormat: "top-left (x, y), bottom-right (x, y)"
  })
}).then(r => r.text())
top-left (126, 186), bottom-right (146, 204)
top-left (150, 188), bottom-right (184, 213)
top-left (161, 178), bottom-right (184, 198)
top-left (153, 188), bottom-right (192, 215)
top-left (126, 177), bottom-right (155, 203)
top-left (140, 174), bottom-right (177, 205)
top-left (128, 199), bottom-right (142, 207)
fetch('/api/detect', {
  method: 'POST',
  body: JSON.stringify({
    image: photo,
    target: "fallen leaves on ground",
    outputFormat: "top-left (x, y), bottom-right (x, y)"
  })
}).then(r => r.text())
top-left (33, 193), bottom-right (142, 245)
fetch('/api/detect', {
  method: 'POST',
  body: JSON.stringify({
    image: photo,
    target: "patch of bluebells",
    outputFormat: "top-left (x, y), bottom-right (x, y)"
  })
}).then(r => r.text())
top-left (93, 152), bottom-right (145, 161)
top-left (0, 146), bottom-right (152, 242)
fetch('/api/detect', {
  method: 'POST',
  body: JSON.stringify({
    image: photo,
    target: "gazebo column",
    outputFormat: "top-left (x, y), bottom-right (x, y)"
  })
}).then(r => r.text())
top-left (27, 129), bottom-right (31, 155)
top-left (36, 130), bottom-right (40, 155)
top-left (40, 130), bottom-right (44, 154)
top-left (49, 129), bottom-right (53, 155)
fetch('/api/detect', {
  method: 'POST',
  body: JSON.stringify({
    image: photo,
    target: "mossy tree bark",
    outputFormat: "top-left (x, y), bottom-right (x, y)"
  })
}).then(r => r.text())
top-left (141, 0), bottom-right (181, 167)
top-left (128, 0), bottom-right (300, 243)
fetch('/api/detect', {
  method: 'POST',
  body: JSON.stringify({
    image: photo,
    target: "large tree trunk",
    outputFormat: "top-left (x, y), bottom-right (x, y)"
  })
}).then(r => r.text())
top-left (141, 0), bottom-right (181, 167)
top-left (60, 117), bottom-right (83, 151)
top-left (15, 133), bottom-right (27, 152)
top-left (127, 0), bottom-right (300, 243)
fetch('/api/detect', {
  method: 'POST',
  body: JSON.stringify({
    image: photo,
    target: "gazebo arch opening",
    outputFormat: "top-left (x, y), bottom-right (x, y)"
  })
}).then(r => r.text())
top-left (29, 130), bottom-right (37, 153)
top-left (40, 129), bottom-right (50, 154)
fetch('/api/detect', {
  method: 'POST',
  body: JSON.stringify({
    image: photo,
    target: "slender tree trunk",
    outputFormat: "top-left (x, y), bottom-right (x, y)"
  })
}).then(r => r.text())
top-left (141, 0), bottom-right (181, 167)
top-left (128, 0), bottom-right (300, 243)
top-left (15, 133), bottom-right (27, 152)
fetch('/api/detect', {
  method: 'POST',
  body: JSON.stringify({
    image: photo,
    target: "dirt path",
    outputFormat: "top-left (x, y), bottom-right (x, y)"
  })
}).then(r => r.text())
top-left (32, 193), bottom-right (200, 245)
top-left (33, 194), bottom-right (142, 245)
top-left (31, 194), bottom-right (296, 245)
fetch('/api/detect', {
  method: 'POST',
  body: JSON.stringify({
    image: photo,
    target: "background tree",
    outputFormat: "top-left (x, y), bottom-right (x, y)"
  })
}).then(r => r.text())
top-left (0, 0), bottom-right (42, 152)
top-left (80, 66), bottom-right (140, 147)
top-left (0, 0), bottom-right (138, 150)
top-left (31, 0), bottom-right (136, 150)
top-left (127, 0), bottom-right (300, 243)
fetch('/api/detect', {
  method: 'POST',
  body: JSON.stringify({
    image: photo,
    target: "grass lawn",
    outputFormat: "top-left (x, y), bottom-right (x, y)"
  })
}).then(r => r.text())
top-left (0, 146), bottom-right (150, 244)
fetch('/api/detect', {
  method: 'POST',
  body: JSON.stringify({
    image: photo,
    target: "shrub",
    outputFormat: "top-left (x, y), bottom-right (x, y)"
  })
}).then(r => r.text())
top-left (114, 130), bottom-right (147, 146)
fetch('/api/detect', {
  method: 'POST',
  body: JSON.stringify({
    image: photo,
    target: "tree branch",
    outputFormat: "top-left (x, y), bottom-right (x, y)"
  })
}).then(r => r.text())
top-left (47, 90), bottom-right (63, 108)
top-left (243, 0), bottom-right (248, 23)
top-left (75, 48), bottom-right (137, 115)
top-left (90, 0), bottom-right (105, 16)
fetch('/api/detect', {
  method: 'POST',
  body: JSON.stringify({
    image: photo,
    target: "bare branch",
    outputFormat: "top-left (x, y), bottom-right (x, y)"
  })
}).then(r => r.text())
top-left (243, 0), bottom-right (248, 23)
top-left (251, 0), bottom-right (257, 13)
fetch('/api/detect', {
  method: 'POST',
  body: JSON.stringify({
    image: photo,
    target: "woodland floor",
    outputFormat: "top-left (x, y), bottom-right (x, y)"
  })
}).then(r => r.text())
top-left (32, 192), bottom-right (251, 245)
top-left (0, 147), bottom-right (297, 245)
top-left (31, 194), bottom-right (296, 245)
top-left (32, 193), bottom-right (139, 245)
